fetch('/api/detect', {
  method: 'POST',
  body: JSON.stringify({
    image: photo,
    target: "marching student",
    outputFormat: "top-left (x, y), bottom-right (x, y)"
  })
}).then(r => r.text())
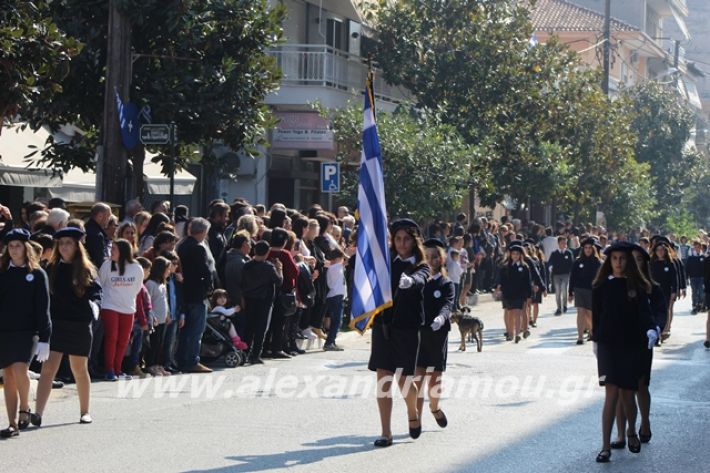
top-left (610, 244), bottom-right (667, 450)
top-left (569, 238), bottom-right (603, 345)
top-left (415, 239), bottom-right (455, 430)
top-left (685, 240), bottom-right (706, 314)
top-left (0, 228), bottom-right (51, 437)
top-left (591, 243), bottom-right (657, 463)
top-left (33, 227), bottom-right (102, 426)
top-left (548, 236), bottom-right (574, 315)
top-left (369, 219), bottom-right (429, 447)
top-left (650, 242), bottom-right (677, 341)
top-left (495, 244), bottom-right (532, 343)
top-left (527, 242), bottom-right (547, 328)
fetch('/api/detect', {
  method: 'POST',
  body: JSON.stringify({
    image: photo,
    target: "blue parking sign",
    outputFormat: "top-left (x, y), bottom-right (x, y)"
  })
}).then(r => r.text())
top-left (321, 162), bottom-right (340, 193)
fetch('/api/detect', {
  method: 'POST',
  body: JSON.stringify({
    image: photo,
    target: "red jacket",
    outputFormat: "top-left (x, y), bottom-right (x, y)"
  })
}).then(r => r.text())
top-left (134, 284), bottom-right (153, 327)
top-left (267, 248), bottom-right (298, 293)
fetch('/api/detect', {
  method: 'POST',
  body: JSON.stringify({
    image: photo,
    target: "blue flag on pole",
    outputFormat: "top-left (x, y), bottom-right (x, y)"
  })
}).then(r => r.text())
top-left (349, 73), bottom-right (392, 334)
top-left (115, 88), bottom-right (139, 150)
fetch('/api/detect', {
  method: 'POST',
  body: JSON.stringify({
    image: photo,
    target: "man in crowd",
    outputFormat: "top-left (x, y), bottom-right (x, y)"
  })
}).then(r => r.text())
top-left (177, 217), bottom-right (215, 373)
top-left (241, 241), bottom-right (283, 364)
top-left (85, 202), bottom-right (112, 269)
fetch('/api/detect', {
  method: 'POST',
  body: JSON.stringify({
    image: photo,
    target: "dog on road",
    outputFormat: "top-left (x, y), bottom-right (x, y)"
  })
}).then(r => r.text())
top-left (451, 306), bottom-right (484, 352)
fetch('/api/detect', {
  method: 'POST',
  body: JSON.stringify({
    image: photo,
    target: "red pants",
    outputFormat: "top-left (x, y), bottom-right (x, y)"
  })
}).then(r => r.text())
top-left (101, 309), bottom-right (134, 374)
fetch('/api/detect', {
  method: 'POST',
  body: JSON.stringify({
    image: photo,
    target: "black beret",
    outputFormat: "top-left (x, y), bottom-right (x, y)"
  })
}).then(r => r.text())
top-left (508, 244), bottom-right (525, 253)
top-left (53, 227), bottom-right (86, 241)
top-left (651, 235), bottom-right (671, 246)
top-left (603, 241), bottom-right (635, 256)
top-left (3, 228), bottom-right (31, 243)
top-left (652, 241), bottom-right (671, 252)
top-left (423, 238), bottom-right (445, 249)
top-left (524, 238), bottom-right (537, 245)
top-left (390, 218), bottom-right (421, 236)
top-left (631, 244), bottom-right (650, 261)
top-left (508, 239), bottom-right (524, 247)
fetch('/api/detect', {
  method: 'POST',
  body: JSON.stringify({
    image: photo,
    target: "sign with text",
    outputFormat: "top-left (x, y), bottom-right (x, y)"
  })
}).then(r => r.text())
top-left (321, 162), bottom-right (340, 193)
top-left (272, 112), bottom-right (334, 150)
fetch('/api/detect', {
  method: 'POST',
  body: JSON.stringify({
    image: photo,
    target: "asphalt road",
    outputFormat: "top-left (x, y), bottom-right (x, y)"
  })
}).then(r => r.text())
top-left (1, 291), bottom-right (708, 473)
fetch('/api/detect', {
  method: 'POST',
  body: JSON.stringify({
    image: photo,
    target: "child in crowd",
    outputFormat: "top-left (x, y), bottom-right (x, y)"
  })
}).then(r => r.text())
top-left (126, 257), bottom-right (153, 378)
top-left (145, 257), bottom-right (172, 376)
top-left (209, 289), bottom-right (248, 351)
top-left (324, 248), bottom-right (346, 351)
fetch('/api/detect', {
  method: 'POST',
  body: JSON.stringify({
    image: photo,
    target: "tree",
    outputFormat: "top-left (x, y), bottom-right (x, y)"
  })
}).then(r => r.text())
top-left (22, 0), bottom-right (285, 204)
top-left (0, 0), bottom-right (80, 130)
top-left (622, 81), bottom-right (704, 227)
top-left (326, 103), bottom-right (483, 222)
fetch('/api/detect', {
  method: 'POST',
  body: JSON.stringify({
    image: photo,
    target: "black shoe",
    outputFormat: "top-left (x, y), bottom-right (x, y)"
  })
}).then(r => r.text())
top-left (271, 351), bottom-right (292, 359)
top-left (595, 449), bottom-right (611, 463)
top-left (30, 413), bottom-right (42, 427)
top-left (261, 351), bottom-right (273, 359)
top-left (17, 410), bottom-right (30, 430)
top-left (554, 309), bottom-right (562, 316)
top-left (691, 309), bottom-right (698, 315)
top-left (288, 351), bottom-right (299, 356)
top-left (431, 409), bottom-right (448, 428)
top-left (408, 418), bottom-right (421, 439)
top-left (249, 358), bottom-right (265, 364)
top-left (293, 348), bottom-right (306, 355)
top-left (563, 306), bottom-right (568, 313)
top-left (163, 366), bottom-right (181, 374)
top-left (0, 425), bottom-right (19, 438)
top-left (610, 440), bottom-right (626, 449)
top-left (52, 380), bottom-right (64, 389)
top-left (704, 340), bottom-right (710, 349)
top-left (576, 339), bottom-right (584, 345)
top-left (627, 434), bottom-right (641, 453)
top-left (374, 436), bottom-right (393, 447)
top-left (639, 429), bottom-right (652, 443)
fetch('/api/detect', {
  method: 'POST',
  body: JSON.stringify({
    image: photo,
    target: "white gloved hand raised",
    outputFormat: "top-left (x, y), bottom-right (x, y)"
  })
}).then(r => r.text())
top-left (647, 329), bottom-right (659, 350)
top-left (399, 273), bottom-right (414, 289)
top-left (35, 342), bottom-right (50, 363)
top-left (430, 315), bottom-right (446, 331)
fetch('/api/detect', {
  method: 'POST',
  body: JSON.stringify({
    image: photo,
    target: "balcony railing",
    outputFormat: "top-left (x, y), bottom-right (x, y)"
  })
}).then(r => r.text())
top-left (267, 44), bottom-right (409, 105)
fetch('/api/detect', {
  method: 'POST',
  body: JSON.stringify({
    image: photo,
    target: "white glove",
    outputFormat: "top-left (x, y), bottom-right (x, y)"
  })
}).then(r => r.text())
top-left (35, 342), bottom-right (50, 363)
top-left (592, 342), bottom-right (598, 358)
top-left (647, 329), bottom-right (658, 350)
top-left (399, 273), bottom-right (414, 289)
top-left (430, 315), bottom-right (446, 331)
top-left (89, 300), bottom-right (100, 320)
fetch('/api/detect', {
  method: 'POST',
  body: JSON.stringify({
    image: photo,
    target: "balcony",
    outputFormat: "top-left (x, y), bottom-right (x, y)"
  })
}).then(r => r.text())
top-left (267, 44), bottom-right (409, 111)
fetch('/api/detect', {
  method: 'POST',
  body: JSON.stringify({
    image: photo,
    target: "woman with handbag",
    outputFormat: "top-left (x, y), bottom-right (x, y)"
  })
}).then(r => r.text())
top-left (264, 228), bottom-right (299, 359)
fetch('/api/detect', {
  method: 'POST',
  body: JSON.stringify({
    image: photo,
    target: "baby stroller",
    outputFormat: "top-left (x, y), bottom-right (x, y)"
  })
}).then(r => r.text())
top-left (200, 317), bottom-right (245, 368)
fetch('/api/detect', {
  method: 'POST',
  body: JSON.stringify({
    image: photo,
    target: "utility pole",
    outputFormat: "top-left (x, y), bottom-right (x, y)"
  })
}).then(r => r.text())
top-left (98, 0), bottom-right (131, 204)
top-left (602, 0), bottom-right (611, 95)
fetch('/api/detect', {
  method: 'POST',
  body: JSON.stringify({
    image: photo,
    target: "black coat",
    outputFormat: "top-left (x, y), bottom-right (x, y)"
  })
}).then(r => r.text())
top-left (422, 275), bottom-right (454, 330)
top-left (649, 284), bottom-right (668, 331)
top-left (85, 218), bottom-right (109, 269)
top-left (548, 249), bottom-right (574, 275)
top-left (47, 262), bottom-right (102, 323)
top-left (177, 236), bottom-right (214, 304)
top-left (685, 252), bottom-right (706, 279)
top-left (496, 262), bottom-right (532, 300)
top-left (650, 259), bottom-right (677, 297)
top-left (569, 256), bottom-right (602, 294)
top-left (0, 266), bottom-right (52, 342)
top-left (591, 277), bottom-right (655, 349)
top-left (379, 257), bottom-right (430, 329)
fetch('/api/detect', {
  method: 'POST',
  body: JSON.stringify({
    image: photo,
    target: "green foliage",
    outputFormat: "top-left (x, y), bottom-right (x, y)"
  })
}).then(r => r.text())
top-left (325, 103), bottom-right (482, 222)
top-left (665, 209), bottom-right (700, 239)
top-left (21, 0), bottom-right (285, 174)
top-left (622, 81), bottom-right (701, 226)
top-left (0, 0), bottom-right (81, 127)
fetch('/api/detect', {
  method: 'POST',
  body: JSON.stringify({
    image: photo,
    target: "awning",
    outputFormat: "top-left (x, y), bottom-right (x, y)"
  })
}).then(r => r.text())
top-left (2, 122), bottom-right (196, 200)
top-left (0, 124), bottom-right (63, 187)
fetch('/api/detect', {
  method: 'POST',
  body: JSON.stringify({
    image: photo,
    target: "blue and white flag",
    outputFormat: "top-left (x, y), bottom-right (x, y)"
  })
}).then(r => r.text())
top-left (349, 73), bottom-right (392, 334)
top-left (115, 88), bottom-right (139, 150)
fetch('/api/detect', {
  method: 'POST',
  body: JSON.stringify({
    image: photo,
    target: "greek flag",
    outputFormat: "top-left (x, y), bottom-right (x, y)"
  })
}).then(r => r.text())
top-left (349, 73), bottom-right (392, 334)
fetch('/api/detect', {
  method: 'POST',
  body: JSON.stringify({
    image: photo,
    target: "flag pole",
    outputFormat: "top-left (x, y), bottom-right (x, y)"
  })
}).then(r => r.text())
top-left (366, 57), bottom-right (376, 121)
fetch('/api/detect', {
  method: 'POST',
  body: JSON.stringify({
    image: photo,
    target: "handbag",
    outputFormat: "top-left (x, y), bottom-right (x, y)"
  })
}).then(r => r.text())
top-left (278, 291), bottom-right (297, 316)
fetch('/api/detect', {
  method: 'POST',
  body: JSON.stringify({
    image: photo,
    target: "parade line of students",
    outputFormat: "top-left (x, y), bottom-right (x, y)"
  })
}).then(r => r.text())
top-left (1, 200), bottom-right (709, 463)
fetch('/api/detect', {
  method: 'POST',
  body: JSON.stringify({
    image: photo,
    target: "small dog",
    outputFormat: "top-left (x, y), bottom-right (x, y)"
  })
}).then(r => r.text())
top-left (451, 306), bottom-right (484, 352)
